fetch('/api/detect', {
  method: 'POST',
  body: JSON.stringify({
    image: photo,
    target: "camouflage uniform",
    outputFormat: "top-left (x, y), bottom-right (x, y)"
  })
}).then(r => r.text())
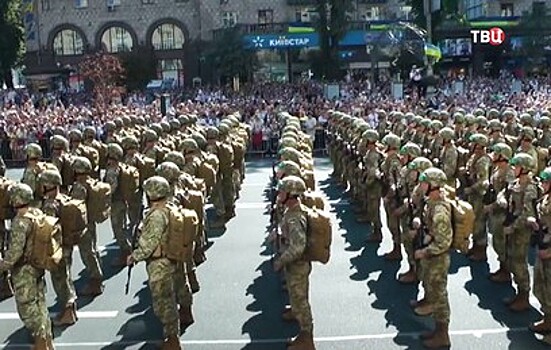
top-left (132, 177), bottom-right (180, 344)
top-left (381, 134), bottom-right (402, 259)
top-left (359, 130), bottom-right (384, 240)
top-left (0, 201), bottom-right (52, 341)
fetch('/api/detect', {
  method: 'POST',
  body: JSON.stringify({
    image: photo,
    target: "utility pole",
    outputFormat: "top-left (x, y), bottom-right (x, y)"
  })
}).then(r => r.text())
top-left (423, 0), bottom-right (433, 75)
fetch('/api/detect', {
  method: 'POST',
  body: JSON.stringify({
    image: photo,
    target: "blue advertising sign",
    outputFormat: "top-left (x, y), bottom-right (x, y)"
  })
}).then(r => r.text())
top-left (244, 34), bottom-right (319, 49)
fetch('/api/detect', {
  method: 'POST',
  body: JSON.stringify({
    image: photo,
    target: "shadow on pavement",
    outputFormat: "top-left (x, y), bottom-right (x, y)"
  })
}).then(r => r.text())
top-left (2, 327), bottom-right (31, 349)
top-left (241, 260), bottom-right (290, 350)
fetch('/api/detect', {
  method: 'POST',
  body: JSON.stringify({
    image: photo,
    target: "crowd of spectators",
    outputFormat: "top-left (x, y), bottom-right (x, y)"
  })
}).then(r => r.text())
top-left (1, 73), bottom-right (551, 163)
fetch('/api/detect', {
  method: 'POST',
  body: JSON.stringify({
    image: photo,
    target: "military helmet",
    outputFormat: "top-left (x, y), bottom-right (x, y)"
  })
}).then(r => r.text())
top-left (488, 119), bottom-right (502, 132)
top-left (454, 113), bottom-right (466, 124)
top-left (278, 147), bottom-right (302, 164)
top-left (72, 156), bottom-right (93, 174)
top-left (469, 133), bottom-right (489, 147)
top-left (408, 157), bottom-right (433, 173)
top-left (83, 126), bottom-right (96, 140)
top-left (475, 115), bottom-right (488, 127)
top-left (277, 160), bottom-right (302, 178)
top-left (430, 120), bottom-right (444, 131)
top-left (362, 129), bottom-right (379, 143)
top-left (169, 119), bottom-right (181, 131)
top-left (474, 108), bottom-right (485, 117)
top-left (491, 143), bottom-right (513, 160)
top-left (156, 162), bottom-right (181, 183)
top-left (510, 153), bottom-right (535, 170)
top-left (26, 143), bottom-right (43, 159)
top-left (520, 113), bottom-right (534, 126)
top-left (121, 136), bottom-right (139, 151)
top-left (399, 142), bottom-right (422, 158)
top-left (502, 109), bottom-right (516, 119)
top-left (121, 116), bottom-right (131, 127)
top-left (178, 115), bottom-right (190, 126)
top-left (68, 129), bottom-right (83, 142)
top-left (438, 127), bottom-right (455, 141)
top-left (277, 175), bottom-right (307, 196)
top-left (164, 151), bottom-right (185, 170)
top-left (465, 114), bottom-right (476, 125)
top-left (38, 169), bottom-right (62, 187)
top-left (51, 135), bottom-right (69, 151)
top-left (418, 167), bottom-right (447, 187)
top-left (150, 123), bottom-right (163, 136)
top-left (382, 133), bottom-right (401, 149)
top-left (539, 116), bottom-right (551, 128)
top-left (488, 108), bottom-right (500, 118)
top-left (420, 118), bottom-right (431, 128)
top-left (206, 127), bottom-right (220, 139)
top-left (107, 143), bottom-right (124, 161)
top-left (143, 176), bottom-right (171, 201)
top-left (192, 133), bottom-right (208, 150)
top-left (10, 183), bottom-right (34, 207)
top-left (218, 123), bottom-right (231, 136)
top-left (143, 129), bottom-right (159, 143)
top-left (539, 167), bottom-right (551, 182)
top-left (52, 126), bottom-right (66, 136)
top-left (520, 126), bottom-right (535, 141)
top-left (160, 121), bottom-right (171, 133)
top-left (280, 137), bottom-right (298, 149)
top-left (104, 121), bottom-right (117, 132)
top-left (181, 139), bottom-right (199, 154)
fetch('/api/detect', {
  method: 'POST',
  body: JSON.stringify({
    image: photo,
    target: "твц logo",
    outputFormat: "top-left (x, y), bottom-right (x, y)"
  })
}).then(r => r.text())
top-left (470, 27), bottom-right (505, 46)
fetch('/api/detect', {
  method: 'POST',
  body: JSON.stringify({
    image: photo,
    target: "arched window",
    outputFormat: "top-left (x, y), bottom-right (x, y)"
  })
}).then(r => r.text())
top-left (151, 23), bottom-right (184, 50)
top-left (53, 29), bottom-right (84, 56)
top-left (101, 26), bottom-right (133, 53)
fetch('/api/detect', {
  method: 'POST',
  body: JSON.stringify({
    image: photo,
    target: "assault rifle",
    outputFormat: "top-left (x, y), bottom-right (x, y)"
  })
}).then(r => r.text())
top-left (483, 171), bottom-right (497, 206)
top-left (413, 199), bottom-right (429, 252)
top-left (125, 204), bottom-right (145, 295)
top-left (393, 168), bottom-right (403, 209)
top-left (0, 228), bottom-right (14, 300)
top-left (531, 199), bottom-right (549, 250)
top-left (457, 170), bottom-right (474, 199)
top-left (503, 185), bottom-right (517, 227)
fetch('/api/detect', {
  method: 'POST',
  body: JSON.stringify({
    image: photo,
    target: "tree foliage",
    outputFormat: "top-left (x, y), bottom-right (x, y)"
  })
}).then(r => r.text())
top-left (120, 45), bottom-right (156, 92)
top-left (314, 0), bottom-right (351, 80)
top-left (79, 52), bottom-right (126, 106)
top-left (206, 28), bottom-right (258, 83)
top-left (0, 0), bottom-right (25, 88)
top-left (518, 4), bottom-right (551, 73)
top-left (406, 0), bottom-right (462, 39)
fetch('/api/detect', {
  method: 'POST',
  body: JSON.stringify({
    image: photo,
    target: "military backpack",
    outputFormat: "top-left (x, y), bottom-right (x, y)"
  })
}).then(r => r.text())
top-left (302, 205), bottom-right (332, 264)
top-left (163, 205), bottom-right (199, 263)
top-left (23, 212), bottom-right (63, 271)
top-left (119, 164), bottom-right (140, 201)
top-left (0, 177), bottom-right (15, 220)
top-left (85, 178), bottom-right (111, 223)
top-left (57, 194), bottom-right (88, 246)
top-left (447, 198), bottom-right (475, 253)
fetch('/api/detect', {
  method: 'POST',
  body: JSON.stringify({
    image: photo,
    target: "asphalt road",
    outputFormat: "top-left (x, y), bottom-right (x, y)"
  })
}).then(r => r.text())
top-left (0, 159), bottom-right (549, 349)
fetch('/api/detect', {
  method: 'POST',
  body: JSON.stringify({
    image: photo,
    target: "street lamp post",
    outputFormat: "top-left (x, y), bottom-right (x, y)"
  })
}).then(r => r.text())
top-left (423, 0), bottom-right (434, 75)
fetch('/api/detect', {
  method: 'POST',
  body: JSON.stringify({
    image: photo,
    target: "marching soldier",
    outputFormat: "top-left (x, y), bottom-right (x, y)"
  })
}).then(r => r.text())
top-left (381, 133), bottom-right (403, 260)
top-left (127, 176), bottom-right (182, 349)
top-left (0, 184), bottom-right (54, 349)
top-left (437, 127), bottom-right (458, 190)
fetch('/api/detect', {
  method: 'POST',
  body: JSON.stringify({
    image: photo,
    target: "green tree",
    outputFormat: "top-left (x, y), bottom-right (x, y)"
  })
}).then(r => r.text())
top-left (0, 0), bottom-right (25, 89)
top-left (121, 45), bottom-right (156, 91)
top-left (314, 0), bottom-right (351, 80)
top-left (519, 3), bottom-right (551, 74)
top-left (406, 0), bottom-right (461, 40)
top-left (206, 28), bottom-right (258, 83)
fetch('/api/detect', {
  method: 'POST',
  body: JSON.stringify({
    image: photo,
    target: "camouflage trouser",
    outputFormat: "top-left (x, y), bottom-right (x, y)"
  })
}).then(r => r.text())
top-left (424, 253), bottom-right (450, 324)
top-left (400, 218), bottom-right (415, 267)
top-left (384, 201), bottom-right (401, 243)
top-left (221, 171), bottom-right (236, 212)
top-left (147, 258), bottom-right (180, 337)
top-left (50, 246), bottom-right (77, 306)
top-left (507, 228), bottom-right (531, 293)
top-left (211, 176), bottom-right (225, 217)
top-left (13, 265), bottom-right (52, 338)
top-left (77, 224), bottom-right (103, 280)
top-left (175, 262), bottom-right (192, 307)
top-left (534, 257), bottom-right (551, 315)
top-left (0, 225), bottom-right (9, 287)
top-left (285, 261), bottom-right (313, 333)
top-left (127, 191), bottom-right (144, 229)
top-left (366, 186), bottom-right (382, 230)
top-left (233, 168), bottom-right (241, 195)
top-left (111, 201), bottom-right (131, 253)
top-left (470, 196), bottom-right (488, 246)
top-left (489, 212), bottom-right (507, 263)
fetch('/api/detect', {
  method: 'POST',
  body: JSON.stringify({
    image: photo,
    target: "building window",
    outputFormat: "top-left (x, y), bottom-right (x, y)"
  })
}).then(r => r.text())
top-left (53, 29), bottom-right (84, 56)
top-left (363, 7), bottom-right (381, 20)
top-left (295, 8), bottom-right (318, 23)
top-left (101, 26), bottom-right (133, 53)
top-left (74, 0), bottom-right (87, 8)
top-left (41, 0), bottom-right (51, 11)
top-left (500, 3), bottom-right (513, 16)
top-left (221, 12), bottom-right (238, 27)
top-left (158, 59), bottom-right (184, 87)
top-left (465, 0), bottom-right (485, 19)
top-left (152, 23), bottom-right (185, 50)
top-left (258, 9), bottom-right (274, 24)
top-left (142, 0), bottom-right (154, 3)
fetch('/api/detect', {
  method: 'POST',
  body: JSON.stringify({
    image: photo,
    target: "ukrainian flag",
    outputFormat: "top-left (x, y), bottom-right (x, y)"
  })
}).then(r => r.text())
top-left (425, 43), bottom-right (442, 61)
